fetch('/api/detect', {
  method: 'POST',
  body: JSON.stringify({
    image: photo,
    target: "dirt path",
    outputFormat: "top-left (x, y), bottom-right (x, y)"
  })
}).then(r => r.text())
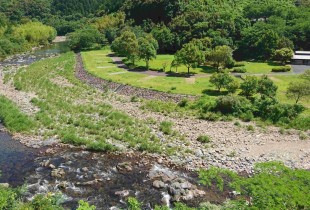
top-left (77, 55), bottom-right (310, 172)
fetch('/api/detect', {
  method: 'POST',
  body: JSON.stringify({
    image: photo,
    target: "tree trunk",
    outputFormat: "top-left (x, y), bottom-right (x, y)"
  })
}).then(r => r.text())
top-left (146, 60), bottom-right (149, 70)
top-left (187, 67), bottom-right (190, 75)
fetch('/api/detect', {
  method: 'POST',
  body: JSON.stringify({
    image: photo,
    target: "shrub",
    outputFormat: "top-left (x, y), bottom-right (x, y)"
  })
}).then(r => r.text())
top-left (159, 121), bottom-right (173, 135)
top-left (271, 66), bottom-right (291, 72)
top-left (232, 67), bottom-right (247, 73)
top-left (197, 135), bottom-right (211, 143)
top-left (77, 200), bottom-right (96, 210)
top-left (178, 98), bottom-right (189, 107)
top-left (234, 62), bottom-right (246, 67)
top-left (226, 80), bottom-right (240, 94)
top-left (127, 197), bottom-right (141, 210)
top-left (199, 112), bottom-right (220, 121)
top-left (214, 95), bottom-right (253, 115)
top-left (240, 110), bottom-right (254, 122)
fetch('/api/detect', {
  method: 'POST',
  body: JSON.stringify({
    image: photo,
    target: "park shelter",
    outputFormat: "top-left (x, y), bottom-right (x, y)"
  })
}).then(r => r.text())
top-left (292, 51), bottom-right (310, 65)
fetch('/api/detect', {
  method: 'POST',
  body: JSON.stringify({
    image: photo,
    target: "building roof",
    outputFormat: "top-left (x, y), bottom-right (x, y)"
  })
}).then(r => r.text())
top-left (292, 55), bottom-right (310, 60)
top-left (295, 51), bottom-right (310, 55)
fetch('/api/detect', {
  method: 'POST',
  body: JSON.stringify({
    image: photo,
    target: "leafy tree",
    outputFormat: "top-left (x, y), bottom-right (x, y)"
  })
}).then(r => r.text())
top-left (111, 31), bottom-right (139, 64)
top-left (207, 45), bottom-right (233, 71)
top-left (273, 48), bottom-right (294, 65)
top-left (286, 81), bottom-right (310, 103)
top-left (175, 43), bottom-right (204, 75)
top-left (240, 76), bottom-right (259, 98)
top-left (68, 27), bottom-right (106, 51)
top-left (226, 80), bottom-right (240, 94)
top-left (257, 75), bottom-right (278, 98)
top-left (210, 72), bottom-right (235, 92)
top-left (151, 25), bottom-right (175, 53)
top-left (138, 34), bottom-right (158, 70)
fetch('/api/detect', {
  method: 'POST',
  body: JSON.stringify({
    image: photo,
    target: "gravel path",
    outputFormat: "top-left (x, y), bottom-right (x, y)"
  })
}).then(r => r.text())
top-left (76, 54), bottom-right (310, 173)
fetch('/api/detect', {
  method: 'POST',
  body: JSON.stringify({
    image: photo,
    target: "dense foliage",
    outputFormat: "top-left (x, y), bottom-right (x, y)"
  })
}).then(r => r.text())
top-left (1, 0), bottom-right (309, 59)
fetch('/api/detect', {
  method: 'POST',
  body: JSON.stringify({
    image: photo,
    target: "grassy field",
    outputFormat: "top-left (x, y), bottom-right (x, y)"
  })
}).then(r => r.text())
top-left (82, 49), bottom-right (308, 107)
top-left (82, 49), bottom-right (216, 95)
top-left (123, 54), bottom-right (286, 74)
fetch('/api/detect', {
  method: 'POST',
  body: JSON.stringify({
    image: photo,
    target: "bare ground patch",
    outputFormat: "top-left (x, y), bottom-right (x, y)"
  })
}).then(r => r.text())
top-left (0, 69), bottom-right (39, 115)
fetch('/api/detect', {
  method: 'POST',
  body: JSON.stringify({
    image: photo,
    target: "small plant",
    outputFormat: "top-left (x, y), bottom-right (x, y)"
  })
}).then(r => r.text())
top-left (299, 132), bottom-right (308, 140)
top-left (197, 135), bottom-right (211, 143)
top-left (77, 200), bottom-right (96, 210)
top-left (178, 98), bottom-right (189, 107)
top-left (234, 121), bottom-right (241, 127)
top-left (127, 197), bottom-right (141, 210)
top-left (130, 96), bottom-right (139, 102)
top-left (247, 125), bottom-right (255, 131)
top-left (159, 121), bottom-right (173, 135)
top-left (171, 86), bottom-right (177, 90)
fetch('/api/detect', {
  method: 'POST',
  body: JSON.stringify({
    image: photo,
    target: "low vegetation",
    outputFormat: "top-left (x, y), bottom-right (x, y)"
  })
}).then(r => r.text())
top-left (11, 52), bottom-right (163, 153)
top-left (199, 162), bottom-right (310, 209)
top-left (0, 95), bottom-right (35, 132)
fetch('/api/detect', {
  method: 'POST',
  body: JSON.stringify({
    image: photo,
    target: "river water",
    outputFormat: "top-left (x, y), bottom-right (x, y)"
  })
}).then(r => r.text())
top-left (0, 43), bottom-right (228, 209)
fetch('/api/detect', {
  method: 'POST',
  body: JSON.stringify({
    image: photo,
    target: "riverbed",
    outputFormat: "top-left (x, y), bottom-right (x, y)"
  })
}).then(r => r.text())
top-left (0, 42), bottom-right (229, 209)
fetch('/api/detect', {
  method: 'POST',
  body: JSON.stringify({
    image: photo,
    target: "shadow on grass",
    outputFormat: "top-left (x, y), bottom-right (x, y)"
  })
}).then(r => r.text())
top-left (199, 65), bottom-right (218, 74)
top-left (202, 89), bottom-right (229, 96)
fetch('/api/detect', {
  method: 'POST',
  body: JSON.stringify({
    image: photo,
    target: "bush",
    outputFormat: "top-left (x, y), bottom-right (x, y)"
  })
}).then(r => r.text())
top-left (197, 135), bottom-right (211, 143)
top-left (214, 95), bottom-right (253, 116)
top-left (159, 121), bottom-right (173, 135)
top-left (68, 27), bottom-right (106, 51)
top-left (178, 98), bottom-right (189, 107)
top-left (272, 66), bottom-right (291, 72)
top-left (240, 110), bottom-right (254, 122)
top-left (234, 62), bottom-right (246, 67)
top-left (232, 67), bottom-right (247, 73)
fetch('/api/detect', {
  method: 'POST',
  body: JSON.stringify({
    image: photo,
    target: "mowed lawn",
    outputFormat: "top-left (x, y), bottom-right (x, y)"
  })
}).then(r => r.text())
top-left (82, 49), bottom-right (309, 110)
top-left (124, 54), bottom-right (287, 74)
top-left (82, 50), bottom-right (215, 95)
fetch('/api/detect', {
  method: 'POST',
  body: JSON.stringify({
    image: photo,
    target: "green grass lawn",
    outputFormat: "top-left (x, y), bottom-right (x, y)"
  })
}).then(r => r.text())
top-left (244, 61), bottom-right (286, 74)
top-left (82, 50), bottom-right (216, 95)
top-left (124, 54), bottom-right (286, 75)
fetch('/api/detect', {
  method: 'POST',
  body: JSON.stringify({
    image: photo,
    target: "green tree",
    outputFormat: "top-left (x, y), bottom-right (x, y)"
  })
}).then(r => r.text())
top-left (286, 82), bottom-right (310, 104)
top-left (68, 27), bottom-right (106, 51)
top-left (111, 31), bottom-right (139, 65)
top-left (138, 34), bottom-right (158, 70)
top-left (210, 72), bottom-right (235, 92)
top-left (208, 45), bottom-right (233, 71)
top-left (257, 75), bottom-right (278, 98)
top-left (175, 43), bottom-right (204, 75)
top-left (273, 48), bottom-right (294, 65)
top-left (240, 76), bottom-right (259, 98)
